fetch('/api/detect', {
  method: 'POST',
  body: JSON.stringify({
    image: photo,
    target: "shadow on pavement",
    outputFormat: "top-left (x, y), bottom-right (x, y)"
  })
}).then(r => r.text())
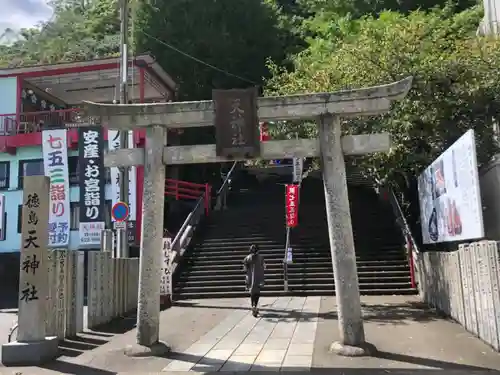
top-left (165, 349), bottom-right (497, 373)
top-left (58, 312), bottom-right (137, 358)
top-left (41, 360), bottom-right (116, 375)
top-left (173, 299), bottom-right (439, 325)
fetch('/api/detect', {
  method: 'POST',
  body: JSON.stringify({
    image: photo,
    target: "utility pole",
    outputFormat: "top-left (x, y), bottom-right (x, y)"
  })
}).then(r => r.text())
top-left (118, 0), bottom-right (130, 258)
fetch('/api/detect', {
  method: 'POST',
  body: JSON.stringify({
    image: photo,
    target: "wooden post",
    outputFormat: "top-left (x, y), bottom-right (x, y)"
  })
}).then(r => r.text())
top-left (1, 176), bottom-right (58, 365)
top-left (318, 115), bottom-right (374, 356)
top-left (136, 125), bottom-right (167, 346)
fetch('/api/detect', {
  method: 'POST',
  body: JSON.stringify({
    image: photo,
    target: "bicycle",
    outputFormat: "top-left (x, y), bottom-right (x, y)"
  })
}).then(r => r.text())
top-left (7, 321), bottom-right (18, 343)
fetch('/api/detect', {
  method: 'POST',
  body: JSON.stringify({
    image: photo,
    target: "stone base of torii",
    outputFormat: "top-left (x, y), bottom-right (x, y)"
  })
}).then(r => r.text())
top-left (83, 76), bottom-right (412, 356)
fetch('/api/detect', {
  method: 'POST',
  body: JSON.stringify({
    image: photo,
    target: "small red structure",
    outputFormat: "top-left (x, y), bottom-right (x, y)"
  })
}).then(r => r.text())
top-left (165, 179), bottom-right (212, 216)
top-left (259, 122), bottom-right (270, 142)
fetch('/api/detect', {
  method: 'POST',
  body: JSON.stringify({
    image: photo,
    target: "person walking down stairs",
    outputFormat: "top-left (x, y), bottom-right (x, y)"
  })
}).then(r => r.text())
top-left (243, 244), bottom-right (266, 317)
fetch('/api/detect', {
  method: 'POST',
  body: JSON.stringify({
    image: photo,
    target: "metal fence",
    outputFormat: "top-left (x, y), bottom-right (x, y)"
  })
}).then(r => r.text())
top-left (419, 240), bottom-right (500, 350)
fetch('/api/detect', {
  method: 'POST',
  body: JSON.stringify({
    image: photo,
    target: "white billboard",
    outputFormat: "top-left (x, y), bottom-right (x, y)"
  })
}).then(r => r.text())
top-left (418, 129), bottom-right (484, 244)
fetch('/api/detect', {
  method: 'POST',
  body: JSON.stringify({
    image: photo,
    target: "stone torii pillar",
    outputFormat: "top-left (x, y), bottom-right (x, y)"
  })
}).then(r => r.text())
top-left (84, 76), bottom-right (412, 353)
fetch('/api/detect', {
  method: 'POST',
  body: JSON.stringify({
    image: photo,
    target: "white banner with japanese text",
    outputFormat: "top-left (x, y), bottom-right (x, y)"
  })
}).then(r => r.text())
top-left (42, 129), bottom-right (70, 247)
top-left (160, 237), bottom-right (172, 296)
top-left (292, 157), bottom-right (304, 183)
top-left (78, 127), bottom-right (105, 246)
top-left (108, 130), bottom-right (137, 222)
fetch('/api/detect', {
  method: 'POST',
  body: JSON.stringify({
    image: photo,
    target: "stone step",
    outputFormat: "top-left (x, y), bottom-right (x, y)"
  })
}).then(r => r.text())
top-left (198, 234), bottom-right (401, 243)
top-left (174, 281), bottom-right (414, 294)
top-left (188, 250), bottom-right (406, 259)
top-left (183, 257), bottom-right (408, 267)
top-left (176, 269), bottom-right (412, 282)
top-left (176, 276), bottom-right (412, 287)
top-left (186, 253), bottom-right (406, 262)
top-left (192, 242), bottom-right (404, 251)
top-left (172, 288), bottom-right (418, 300)
top-left (178, 264), bottom-right (410, 276)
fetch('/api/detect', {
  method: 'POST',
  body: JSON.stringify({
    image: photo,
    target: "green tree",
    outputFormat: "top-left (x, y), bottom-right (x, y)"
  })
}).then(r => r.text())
top-left (134, 0), bottom-right (300, 101)
top-left (0, 0), bottom-right (120, 67)
top-left (267, 6), bottom-right (500, 185)
top-left (298, 0), bottom-right (478, 19)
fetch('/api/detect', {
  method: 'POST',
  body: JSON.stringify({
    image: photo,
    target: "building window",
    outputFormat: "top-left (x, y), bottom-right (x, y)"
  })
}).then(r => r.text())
top-left (0, 162), bottom-right (10, 189)
top-left (0, 212), bottom-right (7, 241)
top-left (70, 202), bottom-right (79, 230)
top-left (68, 156), bottom-right (79, 185)
top-left (105, 168), bottom-right (111, 184)
top-left (17, 205), bottom-right (22, 233)
top-left (105, 200), bottom-right (112, 228)
top-left (18, 159), bottom-right (44, 189)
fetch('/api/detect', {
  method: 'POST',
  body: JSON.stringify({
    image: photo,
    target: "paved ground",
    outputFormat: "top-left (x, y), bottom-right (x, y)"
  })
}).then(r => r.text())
top-left (163, 296), bottom-right (319, 372)
top-left (1, 295), bottom-right (500, 374)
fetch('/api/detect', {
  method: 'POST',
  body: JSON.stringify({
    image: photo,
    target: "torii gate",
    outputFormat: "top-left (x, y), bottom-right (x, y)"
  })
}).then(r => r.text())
top-left (85, 76), bottom-right (412, 356)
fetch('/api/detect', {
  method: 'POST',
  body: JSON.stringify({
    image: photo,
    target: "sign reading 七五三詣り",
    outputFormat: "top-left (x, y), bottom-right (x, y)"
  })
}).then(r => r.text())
top-left (42, 129), bottom-right (70, 247)
top-left (108, 130), bottom-right (137, 242)
top-left (78, 126), bottom-right (106, 246)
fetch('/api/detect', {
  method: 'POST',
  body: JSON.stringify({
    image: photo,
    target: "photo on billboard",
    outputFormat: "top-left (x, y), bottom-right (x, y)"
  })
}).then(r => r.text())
top-left (417, 129), bottom-right (484, 244)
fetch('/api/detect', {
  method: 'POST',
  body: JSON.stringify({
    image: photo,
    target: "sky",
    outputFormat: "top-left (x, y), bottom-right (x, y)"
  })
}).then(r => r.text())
top-left (1, 0), bottom-right (53, 32)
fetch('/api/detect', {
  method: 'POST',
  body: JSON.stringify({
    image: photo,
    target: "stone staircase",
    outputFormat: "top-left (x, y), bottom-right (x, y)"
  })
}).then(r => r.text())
top-left (173, 178), bottom-right (416, 299)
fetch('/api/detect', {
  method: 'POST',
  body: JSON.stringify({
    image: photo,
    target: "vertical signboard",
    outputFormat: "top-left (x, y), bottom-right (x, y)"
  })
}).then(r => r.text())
top-left (418, 129), bottom-right (484, 244)
top-left (292, 157), bottom-right (304, 183)
top-left (286, 184), bottom-right (299, 228)
top-left (78, 126), bottom-right (106, 246)
top-left (213, 87), bottom-right (260, 158)
top-left (108, 130), bottom-right (137, 242)
top-left (18, 176), bottom-right (49, 342)
top-left (42, 129), bottom-right (70, 247)
top-left (259, 122), bottom-right (270, 142)
top-left (160, 237), bottom-right (172, 297)
top-left (0, 194), bottom-right (5, 241)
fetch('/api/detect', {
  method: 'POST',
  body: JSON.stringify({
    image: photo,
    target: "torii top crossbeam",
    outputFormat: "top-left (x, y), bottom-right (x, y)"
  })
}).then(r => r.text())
top-left (83, 77), bottom-right (413, 130)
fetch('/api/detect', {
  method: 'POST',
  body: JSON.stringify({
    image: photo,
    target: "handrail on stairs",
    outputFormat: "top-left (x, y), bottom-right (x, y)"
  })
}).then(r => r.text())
top-left (170, 161), bottom-right (239, 275)
top-left (214, 161), bottom-right (238, 211)
top-left (385, 186), bottom-right (420, 289)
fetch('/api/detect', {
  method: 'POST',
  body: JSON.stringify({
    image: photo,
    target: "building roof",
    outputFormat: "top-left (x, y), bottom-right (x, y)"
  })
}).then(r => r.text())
top-left (0, 54), bottom-right (178, 105)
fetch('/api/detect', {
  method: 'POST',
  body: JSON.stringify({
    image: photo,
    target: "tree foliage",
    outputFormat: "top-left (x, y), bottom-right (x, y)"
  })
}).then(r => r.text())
top-left (299, 0), bottom-right (478, 19)
top-left (134, 0), bottom-right (302, 101)
top-left (266, 6), bottom-right (500, 185)
top-left (0, 0), bottom-right (120, 67)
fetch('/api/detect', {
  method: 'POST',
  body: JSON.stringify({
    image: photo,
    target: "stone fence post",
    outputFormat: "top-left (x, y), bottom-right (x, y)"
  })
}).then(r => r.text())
top-left (419, 241), bottom-right (500, 351)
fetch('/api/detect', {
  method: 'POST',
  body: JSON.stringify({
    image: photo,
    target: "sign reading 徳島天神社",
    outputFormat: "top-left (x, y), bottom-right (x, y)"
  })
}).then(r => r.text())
top-left (42, 129), bottom-right (71, 247)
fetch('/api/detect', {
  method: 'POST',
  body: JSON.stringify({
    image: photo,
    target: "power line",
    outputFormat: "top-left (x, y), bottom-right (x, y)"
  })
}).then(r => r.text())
top-left (140, 30), bottom-right (257, 85)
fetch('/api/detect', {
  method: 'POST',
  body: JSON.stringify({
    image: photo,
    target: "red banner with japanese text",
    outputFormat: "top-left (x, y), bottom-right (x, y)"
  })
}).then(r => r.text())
top-left (286, 184), bottom-right (299, 228)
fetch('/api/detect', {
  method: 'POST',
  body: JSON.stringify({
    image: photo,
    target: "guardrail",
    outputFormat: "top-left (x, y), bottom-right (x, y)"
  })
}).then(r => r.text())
top-left (170, 162), bottom-right (238, 276)
top-left (165, 178), bottom-right (211, 216)
top-left (0, 108), bottom-right (84, 135)
top-left (385, 186), bottom-right (420, 289)
top-left (214, 161), bottom-right (238, 211)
